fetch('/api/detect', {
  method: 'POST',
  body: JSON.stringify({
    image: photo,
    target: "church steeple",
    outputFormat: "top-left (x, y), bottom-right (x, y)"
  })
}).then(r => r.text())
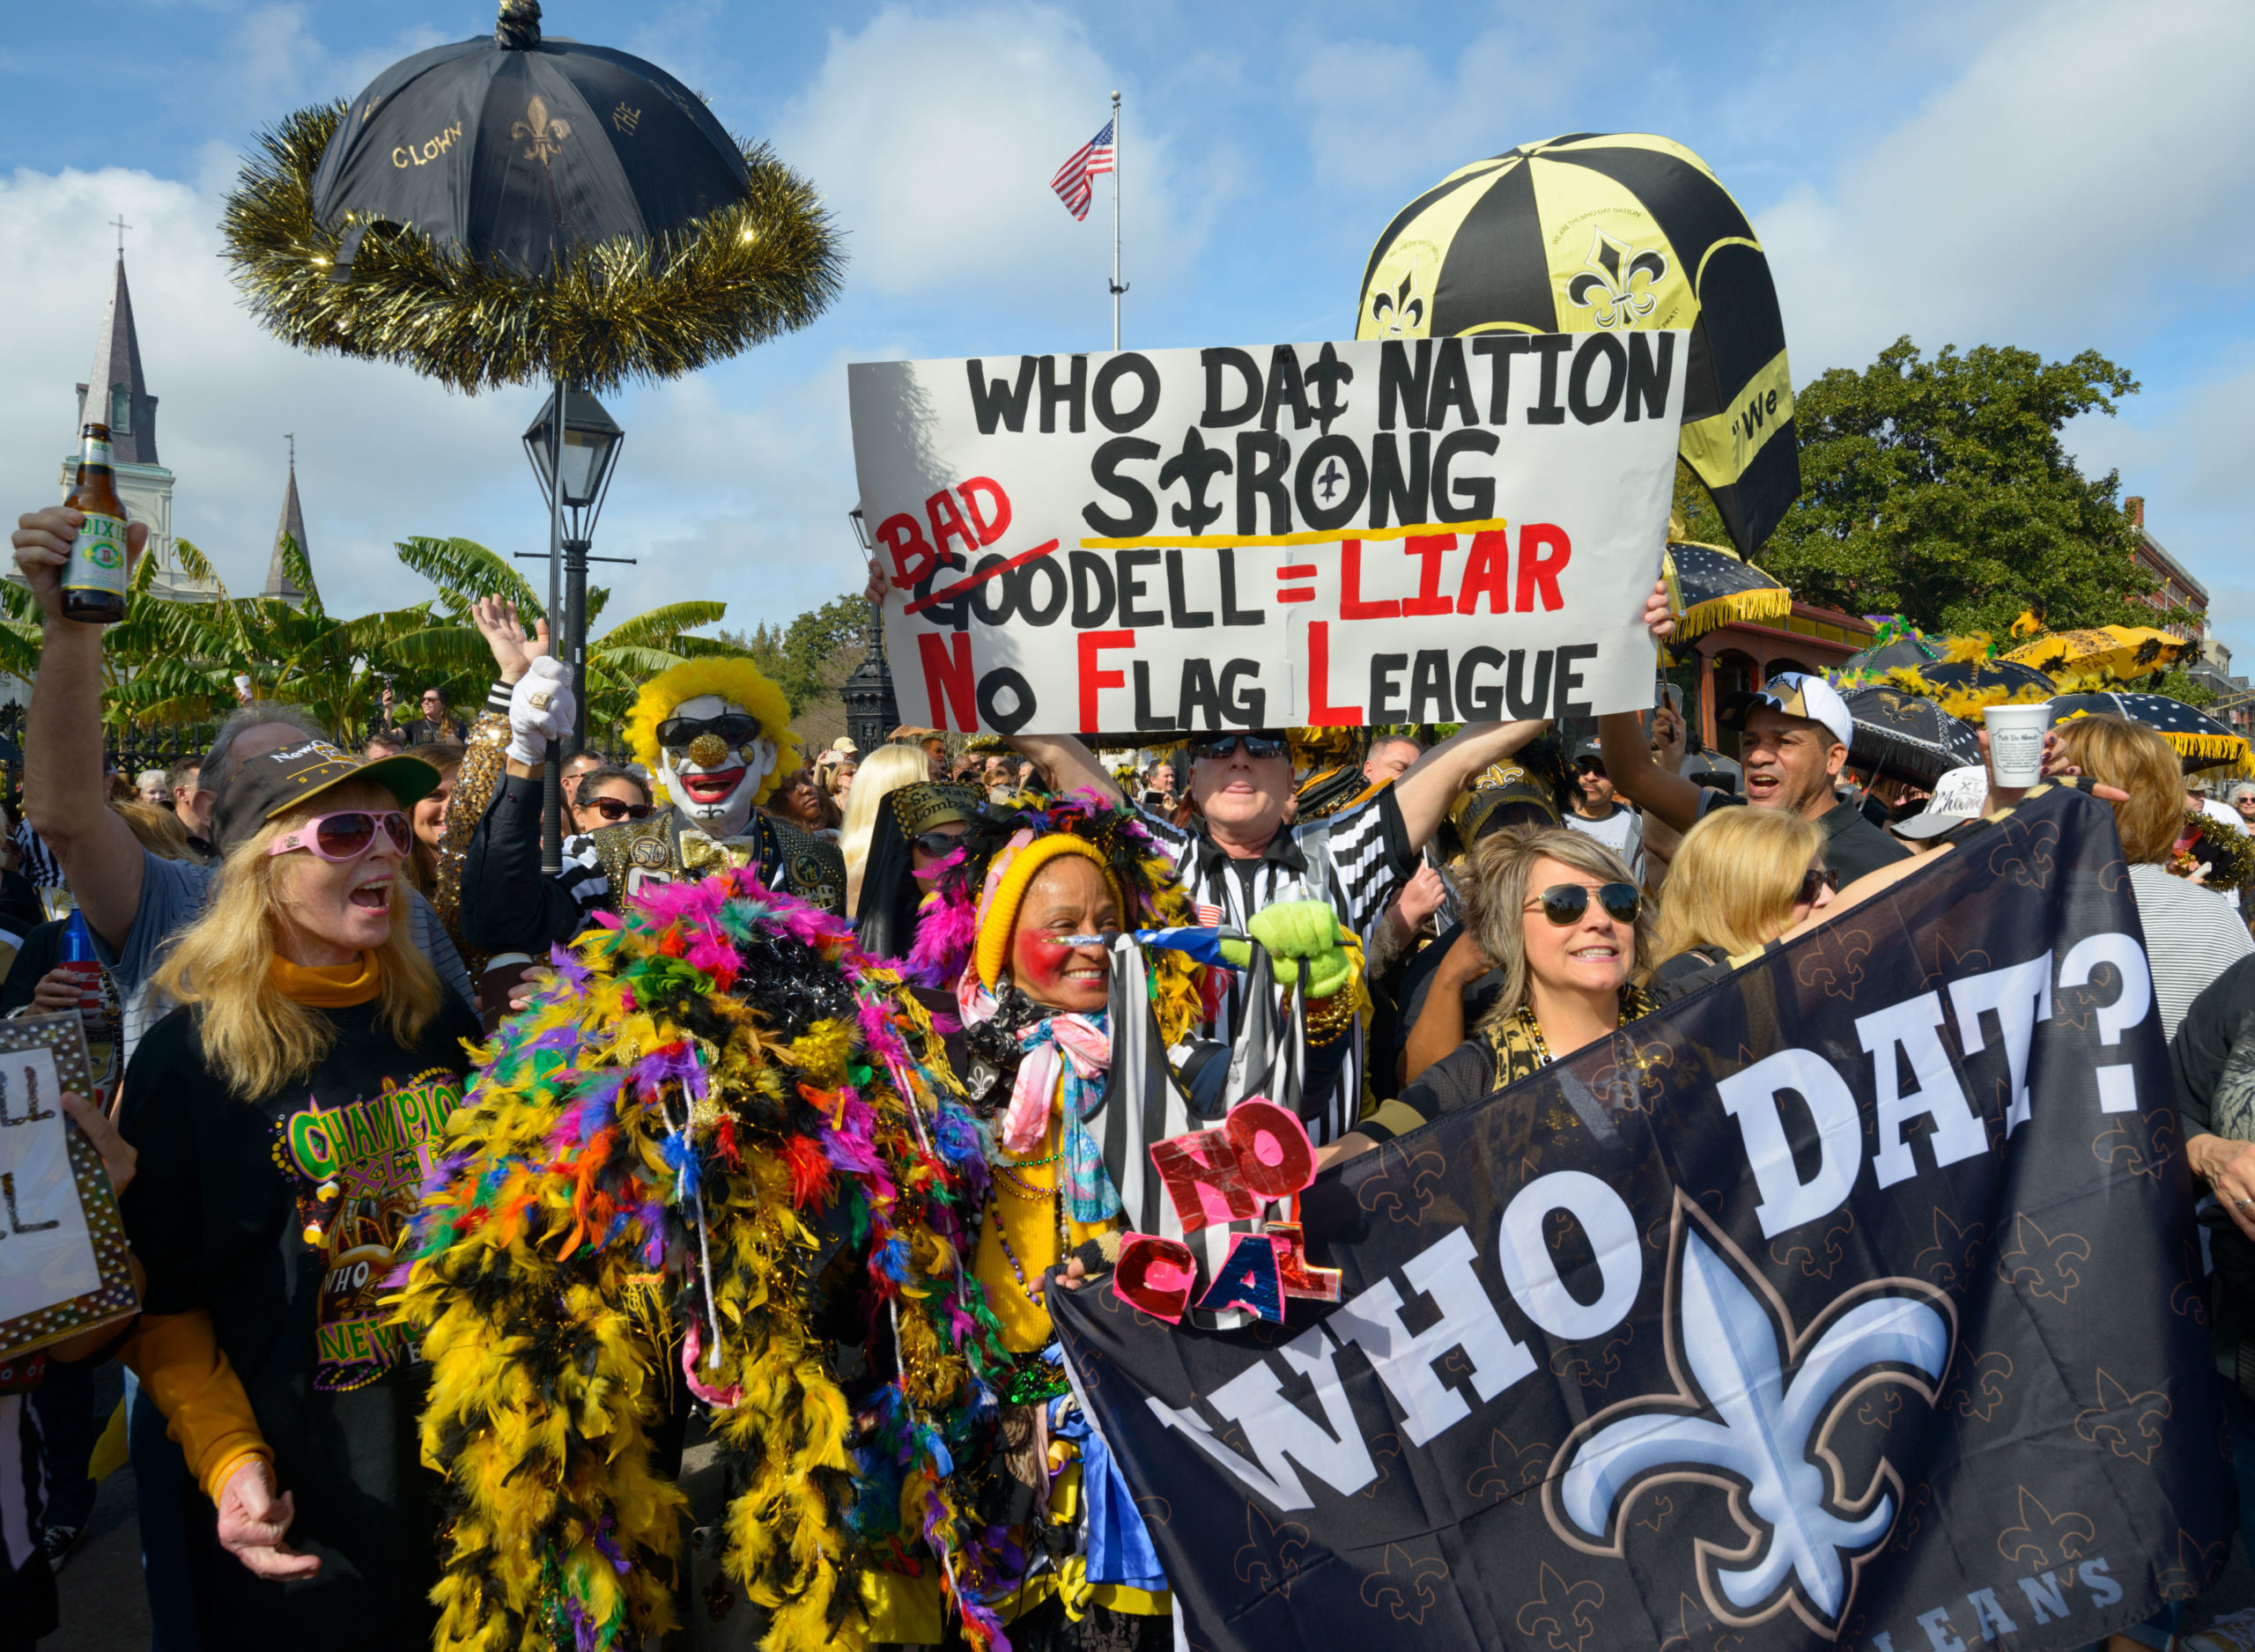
top-left (264, 446), bottom-right (308, 605)
top-left (75, 252), bottom-right (159, 465)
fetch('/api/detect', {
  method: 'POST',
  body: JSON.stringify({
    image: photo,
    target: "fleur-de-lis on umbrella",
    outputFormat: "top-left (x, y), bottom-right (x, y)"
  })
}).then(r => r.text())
top-left (1368, 270), bottom-right (1425, 337)
top-left (1567, 228), bottom-right (1667, 329)
top-left (513, 94), bottom-right (572, 164)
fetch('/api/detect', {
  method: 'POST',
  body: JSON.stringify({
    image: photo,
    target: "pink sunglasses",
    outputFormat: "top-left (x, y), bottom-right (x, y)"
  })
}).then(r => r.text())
top-left (265, 809), bottom-right (412, 862)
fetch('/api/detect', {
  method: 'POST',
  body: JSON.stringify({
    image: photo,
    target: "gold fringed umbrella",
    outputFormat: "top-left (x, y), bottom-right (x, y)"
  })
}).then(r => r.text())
top-left (2001, 625), bottom-right (2192, 682)
top-left (218, 2), bottom-right (842, 395)
top-left (1660, 539), bottom-right (1793, 642)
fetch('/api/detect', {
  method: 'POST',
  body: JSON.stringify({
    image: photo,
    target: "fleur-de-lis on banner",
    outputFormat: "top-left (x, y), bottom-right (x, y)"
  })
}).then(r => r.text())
top-left (514, 94), bottom-right (572, 164)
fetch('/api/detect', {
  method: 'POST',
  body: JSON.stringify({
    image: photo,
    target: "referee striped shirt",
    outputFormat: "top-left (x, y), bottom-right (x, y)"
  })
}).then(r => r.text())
top-left (1135, 788), bottom-right (1415, 1137)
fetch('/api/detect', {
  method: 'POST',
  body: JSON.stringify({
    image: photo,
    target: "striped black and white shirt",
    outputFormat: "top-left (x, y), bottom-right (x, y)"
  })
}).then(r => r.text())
top-left (2129, 864), bottom-right (2255, 1042)
top-left (1135, 788), bottom-right (1415, 1137)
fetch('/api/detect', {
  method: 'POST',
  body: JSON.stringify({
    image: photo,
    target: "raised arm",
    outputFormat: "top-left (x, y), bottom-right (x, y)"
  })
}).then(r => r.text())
top-left (1597, 711), bottom-right (1711, 836)
top-left (12, 506), bottom-right (149, 951)
top-left (1007, 732), bottom-right (1124, 806)
top-left (1391, 720), bottom-right (1549, 852)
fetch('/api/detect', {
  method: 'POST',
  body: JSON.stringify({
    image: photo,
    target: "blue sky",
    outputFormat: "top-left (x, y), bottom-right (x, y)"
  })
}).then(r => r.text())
top-left (2, 0), bottom-right (2249, 661)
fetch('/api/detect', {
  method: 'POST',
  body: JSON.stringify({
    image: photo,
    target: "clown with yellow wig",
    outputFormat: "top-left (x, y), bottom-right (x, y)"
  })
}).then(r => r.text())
top-left (455, 642), bottom-right (847, 963)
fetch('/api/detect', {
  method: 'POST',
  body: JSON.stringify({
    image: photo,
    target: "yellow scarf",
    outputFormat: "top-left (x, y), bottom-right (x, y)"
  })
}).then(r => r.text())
top-left (268, 952), bottom-right (382, 1007)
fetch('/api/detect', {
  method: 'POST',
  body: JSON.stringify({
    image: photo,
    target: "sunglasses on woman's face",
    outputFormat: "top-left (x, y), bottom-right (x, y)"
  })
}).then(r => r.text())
top-left (1797, 865), bottom-right (1838, 905)
top-left (265, 809), bottom-right (412, 862)
top-left (589, 797), bottom-right (655, 822)
top-left (1187, 731), bottom-right (1289, 763)
top-left (1524, 881), bottom-right (1641, 926)
top-left (911, 830), bottom-right (965, 858)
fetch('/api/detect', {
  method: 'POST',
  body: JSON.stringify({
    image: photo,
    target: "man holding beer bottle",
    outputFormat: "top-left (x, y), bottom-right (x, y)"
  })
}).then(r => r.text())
top-left (61, 422), bottom-right (131, 624)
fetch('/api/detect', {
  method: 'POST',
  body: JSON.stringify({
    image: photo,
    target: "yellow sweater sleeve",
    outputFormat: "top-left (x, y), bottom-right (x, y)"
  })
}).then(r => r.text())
top-left (120, 1310), bottom-right (272, 1505)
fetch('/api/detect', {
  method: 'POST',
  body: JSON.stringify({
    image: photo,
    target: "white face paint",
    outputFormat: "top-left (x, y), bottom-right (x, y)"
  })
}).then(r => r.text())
top-left (655, 692), bottom-right (778, 838)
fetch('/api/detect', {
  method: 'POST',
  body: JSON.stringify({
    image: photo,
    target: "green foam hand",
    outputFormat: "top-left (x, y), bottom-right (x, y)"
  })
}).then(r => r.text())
top-left (1217, 900), bottom-right (1355, 1000)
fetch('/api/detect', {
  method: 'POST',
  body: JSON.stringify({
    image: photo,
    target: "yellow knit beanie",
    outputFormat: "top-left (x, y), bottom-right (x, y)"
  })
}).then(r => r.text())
top-left (972, 834), bottom-right (1127, 990)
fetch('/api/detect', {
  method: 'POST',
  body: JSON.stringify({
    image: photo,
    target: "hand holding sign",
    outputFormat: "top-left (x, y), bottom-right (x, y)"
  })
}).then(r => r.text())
top-left (1114, 1098), bottom-right (1342, 1326)
top-left (0, 1015), bottom-right (139, 1361)
top-left (849, 338), bottom-right (1682, 737)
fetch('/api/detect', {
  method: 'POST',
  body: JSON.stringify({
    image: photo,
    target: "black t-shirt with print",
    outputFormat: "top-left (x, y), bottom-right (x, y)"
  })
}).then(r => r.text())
top-left (119, 994), bottom-right (477, 1648)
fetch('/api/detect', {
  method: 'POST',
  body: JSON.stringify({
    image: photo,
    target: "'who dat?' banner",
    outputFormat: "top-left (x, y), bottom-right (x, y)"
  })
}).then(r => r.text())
top-left (1050, 782), bottom-right (2229, 1652)
top-left (847, 335), bottom-right (1685, 736)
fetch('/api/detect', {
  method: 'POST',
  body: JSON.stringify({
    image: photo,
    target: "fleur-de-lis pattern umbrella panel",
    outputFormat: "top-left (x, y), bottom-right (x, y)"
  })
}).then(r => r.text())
top-left (1357, 134), bottom-right (1799, 557)
top-left (222, 2), bottom-right (841, 393)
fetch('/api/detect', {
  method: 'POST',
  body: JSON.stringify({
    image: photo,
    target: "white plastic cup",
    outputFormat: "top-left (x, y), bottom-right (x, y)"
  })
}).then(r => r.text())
top-left (1985, 700), bottom-right (2053, 787)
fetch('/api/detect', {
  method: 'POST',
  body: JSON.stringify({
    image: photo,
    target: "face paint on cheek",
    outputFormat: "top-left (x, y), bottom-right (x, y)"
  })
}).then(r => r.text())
top-left (1012, 928), bottom-right (1078, 999)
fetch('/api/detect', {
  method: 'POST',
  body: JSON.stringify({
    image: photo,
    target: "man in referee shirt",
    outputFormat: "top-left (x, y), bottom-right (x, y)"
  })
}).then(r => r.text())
top-left (1009, 716), bottom-right (1557, 1143)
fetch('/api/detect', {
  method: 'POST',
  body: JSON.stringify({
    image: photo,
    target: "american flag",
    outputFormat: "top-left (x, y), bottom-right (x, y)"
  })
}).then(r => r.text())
top-left (1050, 118), bottom-right (1115, 221)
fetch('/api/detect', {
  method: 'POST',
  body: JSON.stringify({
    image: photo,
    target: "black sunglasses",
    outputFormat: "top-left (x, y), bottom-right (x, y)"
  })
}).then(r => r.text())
top-left (656, 713), bottom-right (764, 749)
top-left (911, 829), bottom-right (967, 858)
top-left (1525, 881), bottom-right (1641, 926)
top-left (1797, 865), bottom-right (1837, 905)
top-left (589, 797), bottom-right (655, 822)
top-left (1187, 731), bottom-right (1290, 762)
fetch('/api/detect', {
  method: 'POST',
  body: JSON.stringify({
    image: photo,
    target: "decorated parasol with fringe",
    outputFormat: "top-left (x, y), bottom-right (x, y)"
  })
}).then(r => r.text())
top-left (219, 0), bottom-right (839, 395)
top-left (1660, 538), bottom-right (1792, 641)
top-left (2051, 690), bottom-right (2251, 773)
top-left (2001, 625), bottom-right (2193, 683)
top-left (1837, 685), bottom-right (1983, 788)
top-left (1839, 616), bottom-right (1942, 675)
top-left (1837, 636), bottom-right (2057, 724)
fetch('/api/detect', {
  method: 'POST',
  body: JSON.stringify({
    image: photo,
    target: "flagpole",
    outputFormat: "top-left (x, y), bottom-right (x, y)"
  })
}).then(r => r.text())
top-left (1110, 89), bottom-right (1122, 350)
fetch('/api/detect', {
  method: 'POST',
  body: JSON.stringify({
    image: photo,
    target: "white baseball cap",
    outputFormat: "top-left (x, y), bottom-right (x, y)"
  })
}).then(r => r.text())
top-left (1719, 672), bottom-right (1855, 750)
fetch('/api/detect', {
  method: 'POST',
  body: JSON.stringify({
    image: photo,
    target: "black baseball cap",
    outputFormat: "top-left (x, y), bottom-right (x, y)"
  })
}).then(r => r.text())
top-left (215, 736), bottom-right (440, 851)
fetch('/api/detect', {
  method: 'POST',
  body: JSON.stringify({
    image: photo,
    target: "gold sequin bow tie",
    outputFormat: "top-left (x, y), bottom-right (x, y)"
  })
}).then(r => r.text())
top-left (676, 830), bottom-right (762, 875)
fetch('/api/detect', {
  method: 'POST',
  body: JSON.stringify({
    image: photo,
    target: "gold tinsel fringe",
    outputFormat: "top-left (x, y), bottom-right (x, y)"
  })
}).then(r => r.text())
top-left (221, 102), bottom-right (844, 394)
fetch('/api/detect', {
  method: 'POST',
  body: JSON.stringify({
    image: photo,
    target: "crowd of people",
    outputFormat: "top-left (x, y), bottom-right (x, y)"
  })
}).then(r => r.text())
top-left (4, 499), bottom-right (2255, 1652)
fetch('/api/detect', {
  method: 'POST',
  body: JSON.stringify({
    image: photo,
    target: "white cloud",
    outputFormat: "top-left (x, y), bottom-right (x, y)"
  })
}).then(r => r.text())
top-left (0, 165), bottom-right (521, 614)
top-left (774, 4), bottom-right (1205, 310)
top-left (1758, 0), bottom-right (2255, 373)
top-left (1292, 15), bottom-right (1613, 199)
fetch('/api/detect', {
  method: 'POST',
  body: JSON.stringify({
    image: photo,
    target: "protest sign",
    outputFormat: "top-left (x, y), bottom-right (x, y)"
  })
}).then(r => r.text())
top-left (847, 336), bottom-right (1683, 736)
top-left (1051, 782), bottom-right (2229, 1651)
top-left (0, 1014), bottom-right (137, 1361)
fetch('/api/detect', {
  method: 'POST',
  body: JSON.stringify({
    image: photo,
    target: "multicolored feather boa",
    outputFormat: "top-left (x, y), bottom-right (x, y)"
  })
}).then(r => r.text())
top-left (402, 867), bottom-right (1016, 1652)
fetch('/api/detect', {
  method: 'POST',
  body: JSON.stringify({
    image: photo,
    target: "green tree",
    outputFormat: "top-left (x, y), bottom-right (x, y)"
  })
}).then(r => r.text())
top-left (1730, 337), bottom-right (2175, 638)
top-left (390, 537), bottom-right (746, 740)
top-left (724, 594), bottom-right (866, 714)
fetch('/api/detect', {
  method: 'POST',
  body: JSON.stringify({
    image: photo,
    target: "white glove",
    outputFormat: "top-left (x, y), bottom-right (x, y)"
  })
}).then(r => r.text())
top-left (506, 657), bottom-right (576, 765)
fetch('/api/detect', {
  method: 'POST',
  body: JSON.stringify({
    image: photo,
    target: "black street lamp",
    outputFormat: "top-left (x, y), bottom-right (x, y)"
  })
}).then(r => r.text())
top-left (521, 387), bottom-right (629, 867)
top-left (842, 509), bottom-right (900, 754)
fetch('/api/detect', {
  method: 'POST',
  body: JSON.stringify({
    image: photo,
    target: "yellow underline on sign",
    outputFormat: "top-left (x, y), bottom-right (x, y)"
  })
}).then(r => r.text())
top-left (1079, 519), bottom-right (1512, 550)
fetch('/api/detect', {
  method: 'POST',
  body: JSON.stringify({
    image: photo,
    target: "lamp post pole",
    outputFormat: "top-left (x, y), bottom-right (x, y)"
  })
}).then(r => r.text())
top-left (520, 387), bottom-right (628, 866)
top-left (543, 377), bottom-right (567, 873)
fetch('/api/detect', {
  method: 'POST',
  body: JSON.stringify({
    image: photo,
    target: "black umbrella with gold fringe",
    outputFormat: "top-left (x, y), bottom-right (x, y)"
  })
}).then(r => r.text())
top-left (1661, 539), bottom-right (1792, 641)
top-left (219, 1), bottom-right (842, 865)
top-left (220, 1), bottom-right (840, 395)
top-left (1357, 134), bottom-right (1797, 556)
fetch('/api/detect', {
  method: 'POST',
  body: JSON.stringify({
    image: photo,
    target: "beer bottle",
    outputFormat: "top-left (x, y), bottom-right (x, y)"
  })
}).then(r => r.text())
top-left (63, 422), bottom-right (130, 624)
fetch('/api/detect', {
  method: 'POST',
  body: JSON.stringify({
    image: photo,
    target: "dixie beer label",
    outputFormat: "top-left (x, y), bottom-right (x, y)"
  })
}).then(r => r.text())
top-left (64, 511), bottom-right (128, 597)
top-left (84, 437), bottom-right (113, 466)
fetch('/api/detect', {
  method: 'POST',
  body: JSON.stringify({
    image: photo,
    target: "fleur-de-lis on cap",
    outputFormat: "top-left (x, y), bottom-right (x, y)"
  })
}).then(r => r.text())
top-left (1567, 228), bottom-right (1667, 329)
top-left (514, 93), bottom-right (571, 164)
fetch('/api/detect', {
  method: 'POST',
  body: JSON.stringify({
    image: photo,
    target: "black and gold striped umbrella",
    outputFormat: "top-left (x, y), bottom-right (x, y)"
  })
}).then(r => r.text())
top-left (1357, 133), bottom-right (1797, 556)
